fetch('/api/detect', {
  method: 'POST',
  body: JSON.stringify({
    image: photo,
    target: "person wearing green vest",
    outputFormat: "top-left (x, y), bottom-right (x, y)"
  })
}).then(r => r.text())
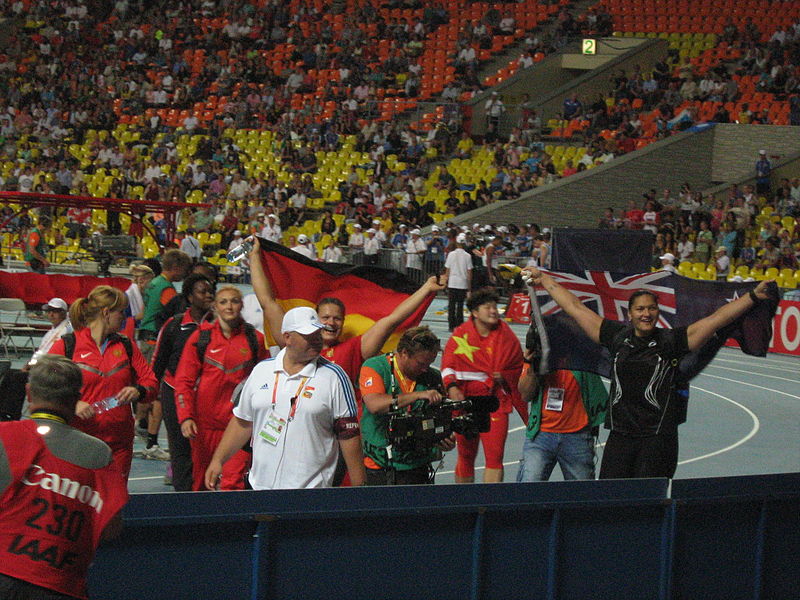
top-left (135, 249), bottom-right (192, 456)
top-left (358, 326), bottom-right (456, 485)
top-left (516, 347), bottom-right (608, 482)
top-left (24, 217), bottom-right (51, 274)
top-left (137, 248), bottom-right (193, 359)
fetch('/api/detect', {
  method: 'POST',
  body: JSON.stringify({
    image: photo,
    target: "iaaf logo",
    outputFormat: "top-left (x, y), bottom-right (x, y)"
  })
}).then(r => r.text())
top-left (22, 465), bottom-right (105, 514)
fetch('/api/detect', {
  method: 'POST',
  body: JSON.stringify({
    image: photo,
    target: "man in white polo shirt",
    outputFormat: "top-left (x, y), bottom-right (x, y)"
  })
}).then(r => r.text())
top-left (204, 307), bottom-right (365, 489)
top-left (444, 233), bottom-right (472, 331)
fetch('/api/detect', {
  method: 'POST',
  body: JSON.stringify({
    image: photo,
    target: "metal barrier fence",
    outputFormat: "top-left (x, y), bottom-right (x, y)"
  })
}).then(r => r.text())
top-left (89, 473), bottom-right (800, 600)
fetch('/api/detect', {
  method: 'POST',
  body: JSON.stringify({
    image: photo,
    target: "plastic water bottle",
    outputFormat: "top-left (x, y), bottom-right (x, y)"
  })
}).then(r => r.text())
top-left (226, 239), bottom-right (253, 263)
top-left (94, 396), bottom-right (122, 414)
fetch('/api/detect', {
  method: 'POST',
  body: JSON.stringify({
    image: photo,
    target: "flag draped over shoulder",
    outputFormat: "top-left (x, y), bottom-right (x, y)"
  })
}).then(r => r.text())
top-left (441, 318), bottom-right (523, 412)
top-left (257, 238), bottom-right (432, 350)
top-left (531, 270), bottom-right (780, 379)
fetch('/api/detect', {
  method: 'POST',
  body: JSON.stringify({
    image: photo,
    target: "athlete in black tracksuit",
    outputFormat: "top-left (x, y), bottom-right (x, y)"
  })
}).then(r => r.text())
top-left (522, 267), bottom-right (773, 479)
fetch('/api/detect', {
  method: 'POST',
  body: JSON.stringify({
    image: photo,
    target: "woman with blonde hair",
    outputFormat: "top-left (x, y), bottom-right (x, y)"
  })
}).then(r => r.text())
top-left (50, 285), bottom-right (157, 479)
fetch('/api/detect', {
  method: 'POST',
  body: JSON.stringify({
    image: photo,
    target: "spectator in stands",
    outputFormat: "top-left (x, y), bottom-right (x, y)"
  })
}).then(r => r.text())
top-left (714, 247), bottom-right (731, 280)
top-left (291, 234), bottom-right (316, 260)
top-left (179, 229), bottom-right (203, 263)
top-left (484, 92), bottom-right (506, 131)
top-left (755, 150), bottom-right (772, 195)
top-left (659, 252), bottom-right (677, 272)
top-left (348, 223), bottom-right (365, 264)
top-left (260, 213), bottom-right (282, 244)
top-left (322, 238), bottom-right (344, 263)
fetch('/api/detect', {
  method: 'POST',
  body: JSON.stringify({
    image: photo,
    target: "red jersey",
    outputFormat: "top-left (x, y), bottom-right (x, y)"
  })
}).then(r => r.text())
top-left (0, 421), bottom-right (128, 599)
top-left (174, 320), bottom-right (268, 430)
top-left (321, 335), bottom-right (364, 384)
top-left (49, 329), bottom-right (157, 449)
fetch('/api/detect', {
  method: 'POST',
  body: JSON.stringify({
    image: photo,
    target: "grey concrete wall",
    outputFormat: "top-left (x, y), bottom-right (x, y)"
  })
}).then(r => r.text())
top-left (710, 124), bottom-right (800, 183)
top-left (452, 127), bottom-right (717, 229)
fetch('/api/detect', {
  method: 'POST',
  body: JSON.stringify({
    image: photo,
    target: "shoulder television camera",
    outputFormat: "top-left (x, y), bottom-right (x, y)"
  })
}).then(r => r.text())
top-left (387, 395), bottom-right (499, 454)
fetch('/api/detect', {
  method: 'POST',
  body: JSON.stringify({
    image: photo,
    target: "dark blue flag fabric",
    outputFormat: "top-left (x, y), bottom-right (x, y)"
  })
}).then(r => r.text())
top-left (531, 270), bottom-right (780, 379)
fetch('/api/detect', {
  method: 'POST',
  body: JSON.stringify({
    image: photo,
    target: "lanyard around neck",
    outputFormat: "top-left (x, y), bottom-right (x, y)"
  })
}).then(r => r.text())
top-left (271, 372), bottom-right (309, 422)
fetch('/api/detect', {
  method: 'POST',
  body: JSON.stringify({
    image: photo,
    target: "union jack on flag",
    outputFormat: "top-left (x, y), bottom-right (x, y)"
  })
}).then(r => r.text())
top-left (535, 270), bottom-right (676, 328)
top-left (527, 270), bottom-right (778, 379)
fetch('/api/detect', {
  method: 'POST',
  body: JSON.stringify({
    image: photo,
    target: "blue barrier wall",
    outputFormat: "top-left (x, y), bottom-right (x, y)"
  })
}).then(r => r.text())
top-left (90, 473), bottom-right (800, 600)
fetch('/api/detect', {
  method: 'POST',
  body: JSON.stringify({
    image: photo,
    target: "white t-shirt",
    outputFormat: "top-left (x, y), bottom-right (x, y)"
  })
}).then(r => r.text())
top-left (363, 237), bottom-right (380, 256)
top-left (234, 349), bottom-right (357, 490)
top-left (291, 244), bottom-right (315, 259)
top-left (260, 223), bottom-right (282, 243)
top-left (405, 238), bottom-right (426, 269)
top-left (445, 247), bottom-right (472, 290)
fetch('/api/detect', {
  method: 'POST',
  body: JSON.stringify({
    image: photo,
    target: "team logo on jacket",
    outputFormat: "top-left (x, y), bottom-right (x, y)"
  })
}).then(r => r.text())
top-left (259, 382), bottom-right (269, 390)
top-left (113, 349), bottom-right (122, 357)
top-left (240, 348), bottom-right (248, 354)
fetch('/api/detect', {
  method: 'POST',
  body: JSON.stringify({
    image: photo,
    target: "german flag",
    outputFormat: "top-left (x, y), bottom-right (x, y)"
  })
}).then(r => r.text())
top-left (258, 238), bottom-right (432, 351)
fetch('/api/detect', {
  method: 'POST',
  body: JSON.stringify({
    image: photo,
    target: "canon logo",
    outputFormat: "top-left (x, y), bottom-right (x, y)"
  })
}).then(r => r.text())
top-left (22, 465), bottom-right (104, 514)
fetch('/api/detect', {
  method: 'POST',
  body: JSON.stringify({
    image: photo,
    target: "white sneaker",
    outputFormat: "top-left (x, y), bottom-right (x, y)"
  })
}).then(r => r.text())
top-left (142, 445), bottom-right (170, 461)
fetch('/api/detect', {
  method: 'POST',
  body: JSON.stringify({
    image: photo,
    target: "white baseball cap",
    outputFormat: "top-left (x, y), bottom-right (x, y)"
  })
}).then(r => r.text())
top-left (353, 223), bottom-right (362, 229)
top-left (43, 297), bottom-right (68, 311)
top-left (372, 219), bottom-right (381, 225)
top-left (268, 213), bottom-right (278, 219)
top-left (411, 228), bottom-right (421, 235)
top-left (297, 234), bottom-right (309, 243)
top-left (366, 228), bottom-right (376, 234)
top-left (659, 253), bottom-right (675, 262)
top-left (281, 306), bottom-right (325, 335)
top-left (233, 230), bottom-right (242, 237)
top-left (431, 225), bottom-right (440, 232)
top-left (456, 233), bottom-right (467, 244)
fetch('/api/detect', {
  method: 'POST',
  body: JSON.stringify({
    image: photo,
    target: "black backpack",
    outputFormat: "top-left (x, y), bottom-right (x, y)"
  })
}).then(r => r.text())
top-left (62, 332), bottom-right (134, 363)
top-left (195, 322), bottom-right (260, 370)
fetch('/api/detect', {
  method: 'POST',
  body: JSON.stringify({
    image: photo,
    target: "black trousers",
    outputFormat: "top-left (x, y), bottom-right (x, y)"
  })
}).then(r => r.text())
top-left (160, 382), bottom-right (193, 492)
top-left (447, 288), bottom-right (467, 331)
top-left (599, 429), bottom-right (679, 479)
top-left (365, 465), bottom-right (431, 486)
top-left (0, 370), bottom-right (28, 421)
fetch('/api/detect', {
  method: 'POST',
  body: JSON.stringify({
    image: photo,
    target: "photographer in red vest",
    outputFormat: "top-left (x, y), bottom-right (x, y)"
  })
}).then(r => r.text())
top-left (0, 355), bottom-right (128, 599)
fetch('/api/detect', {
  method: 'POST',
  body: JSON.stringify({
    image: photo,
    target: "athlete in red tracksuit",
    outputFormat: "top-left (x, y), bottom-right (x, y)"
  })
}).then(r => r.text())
top-left (50, 286), bottom-right (157, 481)
top-left (174, 287), bottom-right (268, 491)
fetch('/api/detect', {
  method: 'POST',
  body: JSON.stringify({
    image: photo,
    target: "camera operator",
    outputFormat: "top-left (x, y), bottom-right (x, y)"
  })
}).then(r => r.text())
top-left (359, 326), bottom-right (455, 485)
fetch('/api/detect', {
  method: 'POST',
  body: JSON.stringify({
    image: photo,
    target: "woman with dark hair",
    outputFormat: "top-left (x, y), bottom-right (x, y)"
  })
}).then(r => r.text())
top-left (441, 288), bottom-right (527, 483)
top-left (522, 267), bottom-right (772, 479)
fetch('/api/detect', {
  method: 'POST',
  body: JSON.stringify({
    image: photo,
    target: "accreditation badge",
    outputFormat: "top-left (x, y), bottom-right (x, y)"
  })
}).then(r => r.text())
top-left (258, 412), bottom-right (286, 445)
top-left (545, 388), bottom-right (564, 412)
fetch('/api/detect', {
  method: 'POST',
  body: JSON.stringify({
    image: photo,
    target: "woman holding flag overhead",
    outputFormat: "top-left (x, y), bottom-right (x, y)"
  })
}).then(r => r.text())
top-left (521, 266), bottom-right (774, 479)
top-left (441, 288), bottom-right (528, 483)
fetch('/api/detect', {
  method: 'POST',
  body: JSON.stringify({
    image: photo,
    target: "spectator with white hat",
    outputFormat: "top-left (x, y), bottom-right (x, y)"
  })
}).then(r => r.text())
top-left (27, 298), bottom-right (73, 370)
top-left (714, 246), bottom-right (730, 280)
top-left (372, 219), bottom-right (387, 246)
top-left (348, 223), bottom-right (365, 265)
top-left (444, 233), bottom-right (473, 331)
top-left (291, 234), bottom-right (317, 260)
top-left (659, 252), bottom-right (676, 272)
top-left (405, 228), bottom-right (427, 282)
top-left (260, 213), bottom-right (282, 244)
top-left (363, 228), bottom-right (380, 265)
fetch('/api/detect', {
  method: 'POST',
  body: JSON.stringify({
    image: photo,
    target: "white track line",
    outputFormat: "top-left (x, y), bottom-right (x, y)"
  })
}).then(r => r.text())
top-left (702, 364), bottom-right (800, 384)
top-left (696, 373), bottom-right (800, 400)
top-left (676, 384), bottom-right (759, 465)
top-left (438, 381), bottom-right (761, 475)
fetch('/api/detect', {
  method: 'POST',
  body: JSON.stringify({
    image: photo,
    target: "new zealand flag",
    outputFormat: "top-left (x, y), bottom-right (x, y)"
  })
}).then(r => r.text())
top-left (531, 270), bottom-right (780, 379)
